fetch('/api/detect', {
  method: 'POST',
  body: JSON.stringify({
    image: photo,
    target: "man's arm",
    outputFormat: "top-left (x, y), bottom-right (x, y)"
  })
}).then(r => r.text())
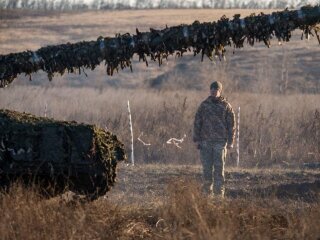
top-left (226, 103), bottom-right (236, 148)
top-left (193, 105), bottom-right (203, 144)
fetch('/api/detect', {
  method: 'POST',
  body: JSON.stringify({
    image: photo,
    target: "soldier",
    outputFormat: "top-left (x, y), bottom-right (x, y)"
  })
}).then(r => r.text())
top-left (193, 81), bottom-right (235, 198)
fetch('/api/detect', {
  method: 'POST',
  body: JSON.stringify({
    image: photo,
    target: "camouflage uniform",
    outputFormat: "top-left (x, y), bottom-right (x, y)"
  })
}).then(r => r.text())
top-left (193, 96), bottom-right (235, 197)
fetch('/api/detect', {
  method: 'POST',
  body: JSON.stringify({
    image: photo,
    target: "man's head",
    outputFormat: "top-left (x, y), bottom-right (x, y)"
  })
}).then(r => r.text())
top-left (210, 81), bottom-right (222, 98)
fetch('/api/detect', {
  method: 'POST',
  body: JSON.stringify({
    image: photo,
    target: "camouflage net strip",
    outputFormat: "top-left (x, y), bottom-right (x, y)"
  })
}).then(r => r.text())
top-left (0, 5), bottom-right (320, 87)
top-left (0, 109), bottom-right (126, 197)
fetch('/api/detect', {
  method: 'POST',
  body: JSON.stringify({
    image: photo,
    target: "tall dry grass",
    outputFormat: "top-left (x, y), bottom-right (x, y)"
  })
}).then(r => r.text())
top-left (0, 179), bottom-right (319, 240)
top-left (0, 86), bottom-right (319, 166)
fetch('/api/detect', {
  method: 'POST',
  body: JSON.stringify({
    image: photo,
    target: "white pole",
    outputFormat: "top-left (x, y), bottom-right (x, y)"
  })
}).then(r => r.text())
top-left (236, 106), bottom-right (240, 167)
top-left (127, 100), bottom-right (134, 166)
top-left (44, 102), bottom-right (48, 118)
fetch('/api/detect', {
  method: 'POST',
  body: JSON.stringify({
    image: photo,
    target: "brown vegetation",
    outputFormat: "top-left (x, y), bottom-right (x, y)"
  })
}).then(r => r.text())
top-left (1, 170), bottom-right (320, 240)
top-left (0, 86), bottom-right (319, 167)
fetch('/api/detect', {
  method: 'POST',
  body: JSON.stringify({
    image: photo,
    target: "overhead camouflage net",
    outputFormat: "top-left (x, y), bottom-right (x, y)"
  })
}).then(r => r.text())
top-left (0, 109), bottom-right (126, 199)
top-left (0, 5), bottom-right (320, 87)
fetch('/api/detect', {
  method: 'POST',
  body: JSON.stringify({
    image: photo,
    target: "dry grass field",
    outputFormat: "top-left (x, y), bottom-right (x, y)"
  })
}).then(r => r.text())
top-left (0, 8), bottom-right (320, 239)
top-left (1, 165), bottom-right (320, 239)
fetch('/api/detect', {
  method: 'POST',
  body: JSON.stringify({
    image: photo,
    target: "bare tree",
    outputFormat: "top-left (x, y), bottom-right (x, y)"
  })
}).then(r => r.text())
top-left (158, 0), bottom-right (167, 8)
top-left (276, 0), bottom-right (289, 8)
top-left (202, 0), bottom-right (209, 8)
top-left (135, 0), bottom-right (147, 9)
top-left (233, 0), bottom-right (240, 8)
top-left (6, 0), bottom-right (19, 9)
top-left (20, 0), bottom-right (29, 8)
top-left (28, 0), bottom-right (36, 9)
top-left (91, 0), bottom-right (100, 9)
top-left (57, 0), bottom-right (71, 11)
top-left (208, 0), bottom-right (213, 8)
top-left (37, 0), bottom-right (48, 11)
top-left (100, 0), bottom-right (114, 9)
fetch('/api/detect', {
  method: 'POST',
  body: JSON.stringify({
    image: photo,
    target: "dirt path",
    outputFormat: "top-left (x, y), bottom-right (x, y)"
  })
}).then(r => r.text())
top-left (106, 164), bottom-right (320, 204)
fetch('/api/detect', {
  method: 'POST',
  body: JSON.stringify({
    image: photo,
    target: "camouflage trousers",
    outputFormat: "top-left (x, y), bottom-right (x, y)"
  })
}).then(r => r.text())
top-left (199, 141), bottom-right (227, 197)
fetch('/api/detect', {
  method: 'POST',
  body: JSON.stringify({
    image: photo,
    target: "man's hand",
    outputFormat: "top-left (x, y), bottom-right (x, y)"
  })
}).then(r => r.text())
top-left (227, 144), bottom-right (233, 149)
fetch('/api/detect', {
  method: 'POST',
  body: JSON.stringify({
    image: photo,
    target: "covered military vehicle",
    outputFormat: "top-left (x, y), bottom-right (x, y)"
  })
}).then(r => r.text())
top-left (0, 109), bottom-right (126, 199)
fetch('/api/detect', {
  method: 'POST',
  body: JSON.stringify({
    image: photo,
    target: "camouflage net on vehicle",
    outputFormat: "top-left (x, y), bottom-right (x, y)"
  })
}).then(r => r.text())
top-left (0, 5), bottom-right (320, 87)
top-left (0, 109), bottom-right (126, 198)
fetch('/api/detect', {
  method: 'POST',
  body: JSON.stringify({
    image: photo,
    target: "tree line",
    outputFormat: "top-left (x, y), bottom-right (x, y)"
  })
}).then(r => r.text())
top-left (0, 0), bottom-right (317, 11)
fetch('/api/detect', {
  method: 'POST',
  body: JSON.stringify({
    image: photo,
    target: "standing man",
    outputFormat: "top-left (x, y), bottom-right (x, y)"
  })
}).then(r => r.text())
top-left (193, 81), bottom-right (235, 198)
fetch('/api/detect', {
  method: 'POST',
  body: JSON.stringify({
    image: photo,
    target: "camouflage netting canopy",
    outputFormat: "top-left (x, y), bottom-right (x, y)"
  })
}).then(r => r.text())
top-left (0, 109), bottom-right (126, 198)
top-left (0, 5), bottom-right (320, 87)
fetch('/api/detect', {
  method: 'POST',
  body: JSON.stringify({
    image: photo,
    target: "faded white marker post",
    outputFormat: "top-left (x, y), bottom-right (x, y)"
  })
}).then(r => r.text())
top-left (236, 106), bottom-right (240, 167)
top-left (127, 100), bottom-right (134, 166)
top-left (44, 101), bottom-right (48, 118)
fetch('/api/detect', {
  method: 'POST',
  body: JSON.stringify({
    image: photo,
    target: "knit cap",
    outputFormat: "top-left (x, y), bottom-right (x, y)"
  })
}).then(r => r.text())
top-left (210, 81), bottom-right (222, 91)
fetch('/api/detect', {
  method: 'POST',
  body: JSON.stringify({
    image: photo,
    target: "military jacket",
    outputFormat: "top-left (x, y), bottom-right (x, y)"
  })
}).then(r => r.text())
top-left (193, 96), bottom-right (235, 145)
